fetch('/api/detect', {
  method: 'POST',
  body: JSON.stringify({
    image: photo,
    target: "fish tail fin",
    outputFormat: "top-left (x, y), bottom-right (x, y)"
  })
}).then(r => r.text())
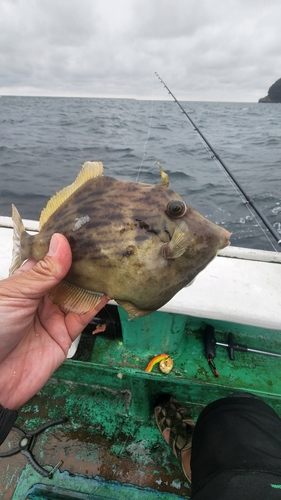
top-left (9, 204), bottom-right (27, 275)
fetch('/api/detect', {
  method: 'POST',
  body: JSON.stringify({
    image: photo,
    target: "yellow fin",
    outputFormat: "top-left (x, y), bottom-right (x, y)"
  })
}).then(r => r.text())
top-left (162, 221), bottom-right (190, 260)
top-left (39, 161), bottom-right (104, 229)
top-left (156, 162), bottom-right (169, 187)
top-left (48, 280), bottom-right (104, 314)
top-left (116, 300), bottom-right (151, 320)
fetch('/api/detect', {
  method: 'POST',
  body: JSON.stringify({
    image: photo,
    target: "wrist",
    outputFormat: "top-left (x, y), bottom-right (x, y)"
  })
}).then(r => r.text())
top-left (0, 404), bottom-right (18, 445)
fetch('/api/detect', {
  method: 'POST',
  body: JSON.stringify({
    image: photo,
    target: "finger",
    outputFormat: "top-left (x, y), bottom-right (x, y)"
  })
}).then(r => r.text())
top-left (13, 259), bottom-right (38, 274)
top-left (9, 234), bottom-right (72, 300)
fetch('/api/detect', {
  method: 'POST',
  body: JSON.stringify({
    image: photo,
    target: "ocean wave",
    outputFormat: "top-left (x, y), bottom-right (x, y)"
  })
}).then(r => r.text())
top-left (1, 96), bottom-right (280, 251)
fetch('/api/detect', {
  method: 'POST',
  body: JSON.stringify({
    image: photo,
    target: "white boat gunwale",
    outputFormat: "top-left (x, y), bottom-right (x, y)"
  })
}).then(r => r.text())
top-left (1, 216), bottom-right (280, 332)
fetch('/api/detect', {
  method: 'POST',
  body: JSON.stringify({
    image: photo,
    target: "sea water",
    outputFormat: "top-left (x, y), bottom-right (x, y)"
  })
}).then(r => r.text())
top-left (1, 96), bottom-right (280, 251)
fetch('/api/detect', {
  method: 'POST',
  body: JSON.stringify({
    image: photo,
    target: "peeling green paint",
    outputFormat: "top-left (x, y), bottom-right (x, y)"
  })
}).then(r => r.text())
top-left (11, 465), bottom-right (188, 499)
top-left (3, 308), bottom-right (281, 499)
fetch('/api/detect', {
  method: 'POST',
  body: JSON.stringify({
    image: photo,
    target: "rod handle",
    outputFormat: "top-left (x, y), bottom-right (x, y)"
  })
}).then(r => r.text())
top-left (227, 332), bottom-right (248, 360)
top-left (204, 325), bottom-right (216, 359)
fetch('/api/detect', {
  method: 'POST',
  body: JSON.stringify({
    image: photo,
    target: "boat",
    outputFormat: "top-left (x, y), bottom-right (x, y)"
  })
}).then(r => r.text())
top-left (0, 214), bottom-right (281, 499)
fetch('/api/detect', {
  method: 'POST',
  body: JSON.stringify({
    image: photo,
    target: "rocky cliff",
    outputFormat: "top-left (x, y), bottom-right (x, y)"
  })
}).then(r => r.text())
top-left (259, 78), bottom-right (281, 103)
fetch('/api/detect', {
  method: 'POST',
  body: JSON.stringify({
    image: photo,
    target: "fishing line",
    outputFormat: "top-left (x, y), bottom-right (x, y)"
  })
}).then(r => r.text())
top-left (136, 77), bottom-right (155, 182)
top-left (195, 131), bottom-right (278, 252)
top-left (155, 72), bottom-right (281, 250)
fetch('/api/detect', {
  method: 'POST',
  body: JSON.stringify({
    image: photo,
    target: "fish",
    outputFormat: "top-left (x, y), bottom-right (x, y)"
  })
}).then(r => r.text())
top-left (9, 161), bottom-right (231, 319)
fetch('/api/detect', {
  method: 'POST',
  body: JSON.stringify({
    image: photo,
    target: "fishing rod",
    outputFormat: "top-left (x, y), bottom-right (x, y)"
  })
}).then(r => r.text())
top-left (155, 72), bottom-right (281, 248)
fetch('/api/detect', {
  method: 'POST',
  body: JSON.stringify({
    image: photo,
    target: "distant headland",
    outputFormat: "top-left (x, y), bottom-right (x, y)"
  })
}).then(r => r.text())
top-left (259, 78), bottom-right (281, 103)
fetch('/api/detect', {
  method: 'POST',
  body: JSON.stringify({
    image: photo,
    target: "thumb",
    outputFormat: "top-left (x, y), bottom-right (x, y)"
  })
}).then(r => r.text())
top-left (11, 233), bottom-right (72, 300)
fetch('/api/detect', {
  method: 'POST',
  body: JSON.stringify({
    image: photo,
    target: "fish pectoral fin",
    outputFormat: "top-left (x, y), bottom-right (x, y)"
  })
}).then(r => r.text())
top-left (162, 221), bottom-right (190, 260)
top-left (48, 280), bottom-right (105, 314)
top-left (116, 300), bottom-right (151, 320)
top-left (39, 161), bottom-right (104, 229)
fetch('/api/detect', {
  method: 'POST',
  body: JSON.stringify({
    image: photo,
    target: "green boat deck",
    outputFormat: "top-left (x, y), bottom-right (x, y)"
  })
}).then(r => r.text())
top-left (1, 305), bottom-right (281, 499)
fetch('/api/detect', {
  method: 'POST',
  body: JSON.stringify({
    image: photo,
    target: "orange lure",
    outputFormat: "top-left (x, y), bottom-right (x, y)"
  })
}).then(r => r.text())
top-left (145, 354), bottom-right (169, 372)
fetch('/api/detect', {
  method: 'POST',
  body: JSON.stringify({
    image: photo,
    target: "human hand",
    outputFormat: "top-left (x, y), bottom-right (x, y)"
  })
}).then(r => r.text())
top-left (0, 233), bottom-right (109, 410)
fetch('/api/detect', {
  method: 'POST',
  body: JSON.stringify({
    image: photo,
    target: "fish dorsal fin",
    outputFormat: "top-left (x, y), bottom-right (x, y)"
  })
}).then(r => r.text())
top-left (48, 280), bottom-right (105, 314)
top-left (39, 161), bottom-right (104, 229)
top-left (156, 162), bottom-right (169, 188)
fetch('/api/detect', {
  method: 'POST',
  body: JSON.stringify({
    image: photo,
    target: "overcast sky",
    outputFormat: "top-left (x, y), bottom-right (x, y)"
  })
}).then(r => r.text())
top-left (1, 0), bottom-right (281, 102)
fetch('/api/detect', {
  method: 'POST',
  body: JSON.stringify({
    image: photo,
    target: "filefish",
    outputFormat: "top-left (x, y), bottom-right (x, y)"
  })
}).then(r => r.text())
top-left (10, 161), bottom-right (231, 319)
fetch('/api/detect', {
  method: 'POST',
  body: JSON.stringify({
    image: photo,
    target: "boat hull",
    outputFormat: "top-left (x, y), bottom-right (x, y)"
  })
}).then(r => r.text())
top-left (1, 217), bottom-right (281, 499)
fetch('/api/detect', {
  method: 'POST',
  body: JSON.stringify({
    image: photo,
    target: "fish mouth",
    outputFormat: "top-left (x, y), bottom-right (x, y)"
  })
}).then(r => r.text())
top-left (226, 229), bottom-right (232, 245)
top-left (220, 228), bottom-right (232, 249)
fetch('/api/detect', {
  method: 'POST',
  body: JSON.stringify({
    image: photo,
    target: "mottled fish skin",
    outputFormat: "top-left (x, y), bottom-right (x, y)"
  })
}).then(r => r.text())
top-left (11, 162), bottom-right (231, 318)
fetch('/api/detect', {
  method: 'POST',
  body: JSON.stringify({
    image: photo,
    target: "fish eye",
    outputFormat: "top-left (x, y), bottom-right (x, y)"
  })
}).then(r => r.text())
top-left (166, 200), bottom-right (187, 218)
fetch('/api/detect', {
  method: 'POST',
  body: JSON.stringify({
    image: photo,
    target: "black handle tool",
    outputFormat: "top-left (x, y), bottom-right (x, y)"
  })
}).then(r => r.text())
top-left (204, 324), bottom-right (281, 376)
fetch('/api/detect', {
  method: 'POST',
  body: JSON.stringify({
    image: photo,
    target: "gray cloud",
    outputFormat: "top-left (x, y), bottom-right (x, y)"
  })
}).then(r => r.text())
top-left (1, 0), bottom-right (281, 101)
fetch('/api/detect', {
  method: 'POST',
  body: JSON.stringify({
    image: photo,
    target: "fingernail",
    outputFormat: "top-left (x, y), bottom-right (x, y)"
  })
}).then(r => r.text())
top-left (47, 234), bottom-right (59, 256)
